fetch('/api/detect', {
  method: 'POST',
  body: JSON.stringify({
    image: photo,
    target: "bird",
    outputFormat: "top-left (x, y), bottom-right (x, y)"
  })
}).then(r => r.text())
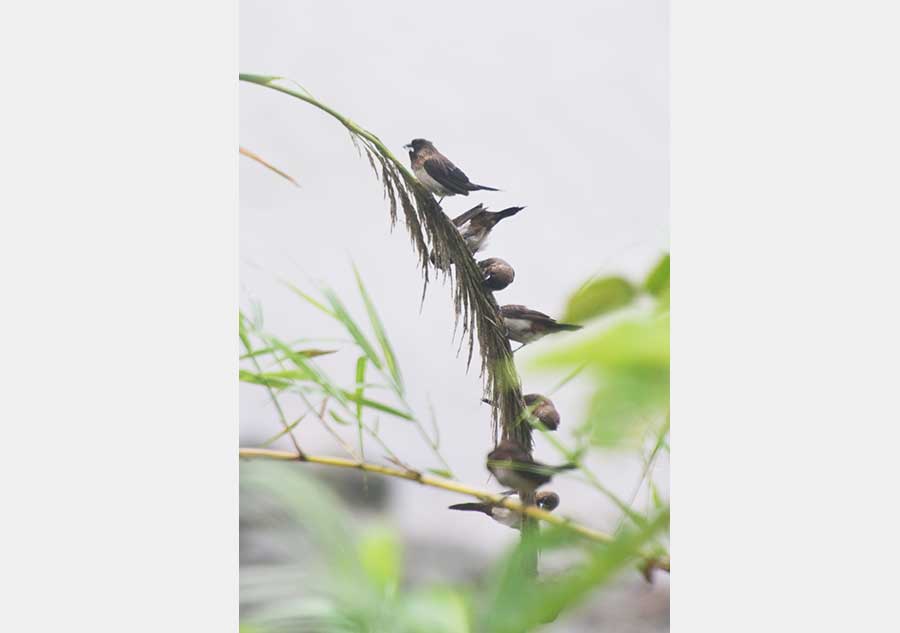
top-left (452, 204), bottom-right (524, 254)
top-left (523, 394), bottom-right (560, 431)
top-left (486, 439), bottom-right (576, 494)
top-left (479, 257), bottom-right (515, 291)
top-left (404, 138), bottom-right (499, 203)
top-left (499, 305), bottom-right (583, 350)
top-left (448, 491), bottom-right (560, 529)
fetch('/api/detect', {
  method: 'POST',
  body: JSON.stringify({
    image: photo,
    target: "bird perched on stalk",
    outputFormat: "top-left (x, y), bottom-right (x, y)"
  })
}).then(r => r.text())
top-left (479, 257), bottom-right (515, 291)
top-left (448, 491), bottom-right (560, 529)
top-left (499, 305), bottom-right (583, 350)
top-left (452, 204), bottom-right (524, 254)
top-left (523, 394), bottom-right (560, 431)
top-left (486, 439), bottom-right (576, 494)
top-left (404, 139), bottom-right (499, 203)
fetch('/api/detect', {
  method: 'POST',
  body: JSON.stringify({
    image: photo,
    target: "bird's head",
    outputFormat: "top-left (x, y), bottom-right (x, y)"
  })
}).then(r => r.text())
top-left (536, 491), bottom-right (560, 512)
top-left (403, 138), bottom-right (434, 154)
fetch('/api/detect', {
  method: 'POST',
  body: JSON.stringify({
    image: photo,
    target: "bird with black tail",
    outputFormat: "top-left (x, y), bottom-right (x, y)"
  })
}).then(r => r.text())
top-left (523, 394), bottom-right (560, 431)
top-left (452, 204), bottom-right (524, 254)
top-left (486, 439), bottom-right (576, 494)
top-left (404, 139), bottom-right (499, 202)
top-left (499, 304), bottom-right (583, 350)
top-left (448, 491), bottom-right (560, 529)
top-left (479, 257), bottom-right (515, 291)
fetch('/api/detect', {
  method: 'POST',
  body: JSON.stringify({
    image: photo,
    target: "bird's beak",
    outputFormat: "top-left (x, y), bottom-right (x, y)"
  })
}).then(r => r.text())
top-left (403, 143), bottom-right (412, 150)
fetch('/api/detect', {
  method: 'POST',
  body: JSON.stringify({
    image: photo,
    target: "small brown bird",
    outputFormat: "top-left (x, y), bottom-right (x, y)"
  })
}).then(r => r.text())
top-left (479, 257), bottom-right (515, 291)
top-left (523, 394), bottom-right (560, 431)
top-left (486, 439), bottom-right (576, 494)
top-left (500, 305), bottom-right (583, 350)
top-left (404, 139), bottom-right (499, 202)
top-left (448, 491), bottom-right (560, 529)
top-left (452, 204), bottom-right (524, 254)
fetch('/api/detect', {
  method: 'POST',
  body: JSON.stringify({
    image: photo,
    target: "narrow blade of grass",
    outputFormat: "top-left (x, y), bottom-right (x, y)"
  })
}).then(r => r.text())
top-left (260, 414), bottom-right (306, 447)
top-left (264, 335), bottom-right (350, 408)
top-left (240, 146), bottom-right (300, 187)
top-left (354, 356), bottom-right (368, 460)
top-left (281, 280), bottom-right (336, 318)
top-left (321, 287), bottom-right (382, 371)
top-left (339, 390), bottom-right (414, 421)
top-left (240, 346), bottom-right (336, 361)
top-left (353, 264), bottom-right (404, 394)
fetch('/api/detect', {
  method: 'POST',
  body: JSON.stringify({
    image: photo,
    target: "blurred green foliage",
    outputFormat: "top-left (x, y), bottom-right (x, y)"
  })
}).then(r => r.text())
top-left (241, 462), bottom-right (668, 633)
top-left (532, 254), bottom-right (670, 449)
top-left (562, 276), bottom-right (637, 323)
top-left (241, 254), bottom-right (670, 631)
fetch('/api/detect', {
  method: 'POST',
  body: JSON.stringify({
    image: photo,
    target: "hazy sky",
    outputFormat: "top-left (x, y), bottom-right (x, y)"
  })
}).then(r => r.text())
top-left (240, 0), bottom-right (668, 556)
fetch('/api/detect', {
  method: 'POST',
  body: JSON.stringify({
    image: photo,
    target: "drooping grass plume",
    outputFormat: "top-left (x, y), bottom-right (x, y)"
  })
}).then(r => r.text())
top-left (240, 74), bottom-right (531, 448)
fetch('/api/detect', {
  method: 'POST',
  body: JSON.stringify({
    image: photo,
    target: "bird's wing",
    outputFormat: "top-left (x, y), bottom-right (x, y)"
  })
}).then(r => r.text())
top-left (501, 305), bottom-right (555, 322)
top-left (451, 204), bottom-right (486, 227)
top-left (423, 156), bottom-right (473, 195)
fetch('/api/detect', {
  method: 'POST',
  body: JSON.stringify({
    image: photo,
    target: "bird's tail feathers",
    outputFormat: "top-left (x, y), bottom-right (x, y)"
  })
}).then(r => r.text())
top-left (495, 206), bottom-right (525, 220)
top-left (448, 502), bottom-right (490, 514)
top-left (554, 323), bottom-right (583, 332)
top-left (470, 183), bottom-right (500, 192)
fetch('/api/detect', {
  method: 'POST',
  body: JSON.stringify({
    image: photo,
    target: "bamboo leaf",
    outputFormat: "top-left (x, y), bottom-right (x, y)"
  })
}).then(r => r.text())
top-left (321, 287), bottom-right (382, 370)
top-left (259, 414), bottom-right (306, 447)
top-left (281, 280), bottom-right (336, 318)
top-left (353, 264), bottom-right (404, 394)
top-left (563, 276), bottom-right (637, 323)
top-left (239, 369), bottom-right (292, 390)
top-left (644, 253), bottom-right (670, 298)
top-left (240, 347), bottom-right (336, 361)
top-left (264, 335), bottom-right (349, 408)
top-left (339, 390), bottom-right (414, 421)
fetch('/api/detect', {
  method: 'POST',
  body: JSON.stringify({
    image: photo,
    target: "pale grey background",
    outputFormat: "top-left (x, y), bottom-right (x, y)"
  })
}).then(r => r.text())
top-left (241, 1), bottom-right (669, 629)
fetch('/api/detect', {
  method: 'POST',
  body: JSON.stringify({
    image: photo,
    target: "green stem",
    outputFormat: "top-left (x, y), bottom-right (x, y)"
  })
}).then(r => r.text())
top-left (240, 74), bottom-right (414, 181)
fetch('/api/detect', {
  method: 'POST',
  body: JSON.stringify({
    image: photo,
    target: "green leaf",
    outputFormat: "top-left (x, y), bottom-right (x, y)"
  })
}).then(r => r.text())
top-left (479, 509), bottom-right (669, 633)
top-left (581, 367), bottom-right (669, 447)
top-left (563, 276), bottom-right (637, 323)
top-left (532, 315), bottom-right (669, 448)
top-left (281, 280), bottom-right (336, 318)
top-left (354, 264), bottom-right (404, 394)
top-left (264, 335), bottom-right (350, 407)
top-left (399, 588), bottom-right (472, 633)
top-left (650, 481), bottom-right (664, 510)
top-left (643, 253), bottom-right (670, 298)
top-left (354, 355), bottom-right (368, 460)
top-left (259, 414), bottom-right (306, 447)
top-left (426, 468), bottom-right (453, 479)
top-left (321, 287), bottom-right (383, 371)
top-left (339, 390), bottom-right (414, 421)
top-left (329, 410), bottom-right (352, 426)
top-left (240, 346), bottom-right (336, 361)
top-left (358, 525), bottom-right (402, 594)
top-left (533, 314), bottom-right (669, 371)
top-left (354, 356), bottom-right (368, 421)
top-left (239, 369), bottom-right (292, 390)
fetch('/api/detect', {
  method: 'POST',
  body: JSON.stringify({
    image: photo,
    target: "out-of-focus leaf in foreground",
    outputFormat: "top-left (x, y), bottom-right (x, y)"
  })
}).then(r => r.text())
top-left (643, 253), bottom-right (670, 298)
top-left (359, 525), bottom-right (403, 595)
top-left (562, 276), bottom-right (637, 323)
top-left (240, 462), bottom-right (474, 633)
top-left (531, 314), bottom-right (669, 447)
top-left (478, 509), bottom-right (669, 633)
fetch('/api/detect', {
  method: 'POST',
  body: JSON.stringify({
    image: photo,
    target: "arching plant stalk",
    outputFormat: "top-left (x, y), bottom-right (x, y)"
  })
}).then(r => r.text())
top-left (240, 74), bottom-right (531, 450)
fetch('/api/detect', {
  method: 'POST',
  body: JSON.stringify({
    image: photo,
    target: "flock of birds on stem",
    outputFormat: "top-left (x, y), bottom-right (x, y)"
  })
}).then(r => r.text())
top-left (404, 138), bottom-right (583, 529)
